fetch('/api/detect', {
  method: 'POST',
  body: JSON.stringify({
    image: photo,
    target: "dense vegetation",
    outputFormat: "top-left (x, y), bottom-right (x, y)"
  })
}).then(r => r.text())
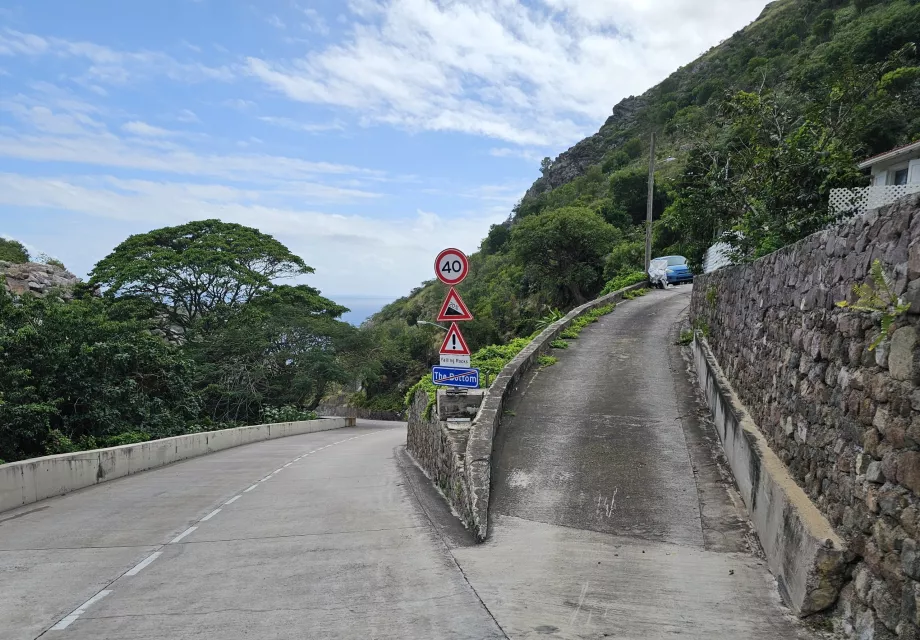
top-left (2, 0), bottom-right (917, 460)
top-left (0, 220), bottom-right (363, 463)
top-left (360, 0), bottom-right (920, 407)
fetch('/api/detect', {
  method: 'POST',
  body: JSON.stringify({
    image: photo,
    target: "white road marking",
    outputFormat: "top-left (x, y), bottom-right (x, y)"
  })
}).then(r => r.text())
top-left (169, 526), bottom-right (197, 544)
top-left (50, 590), bottom-right (112, 630)
top-left (125, 551), bottom-right (162, 576)
top-left (243, 484), bottom-right (258, 493)
top-left (224, 495), bottom-right (241, 505)
top-left (283, 462), bottom-right (292, 467)
top-left (200, 508), bottom-right (221, 522)
top-left (570, 581), bottom-right (589, 626)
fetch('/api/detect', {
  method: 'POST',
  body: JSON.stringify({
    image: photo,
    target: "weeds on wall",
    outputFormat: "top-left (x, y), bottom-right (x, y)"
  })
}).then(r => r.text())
top-left (837, 259), bottom-right (911, 351)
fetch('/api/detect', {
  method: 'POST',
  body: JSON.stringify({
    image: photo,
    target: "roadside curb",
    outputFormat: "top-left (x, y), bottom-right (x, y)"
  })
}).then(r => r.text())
top-left (691, 336), bottom-right (848, 616)
top-left (0, 417), bottom-right (355, 514)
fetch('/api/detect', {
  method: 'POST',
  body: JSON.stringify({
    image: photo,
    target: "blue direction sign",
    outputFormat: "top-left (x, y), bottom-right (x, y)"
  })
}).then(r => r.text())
top-left (431, 366), bottom-right (480, 389)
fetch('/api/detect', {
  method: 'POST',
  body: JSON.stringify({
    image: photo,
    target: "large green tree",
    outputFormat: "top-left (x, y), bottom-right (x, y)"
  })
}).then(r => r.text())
top-left (510, 206), bottom-right (619, 306)
top-left (89, 220), bottom-right (311, 338)
top-left (188, 285), bottom-right (358, 422)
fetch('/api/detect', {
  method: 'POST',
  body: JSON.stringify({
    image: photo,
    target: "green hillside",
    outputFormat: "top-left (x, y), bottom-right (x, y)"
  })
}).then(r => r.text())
top-left (359, 0), bottom-right (919, 410)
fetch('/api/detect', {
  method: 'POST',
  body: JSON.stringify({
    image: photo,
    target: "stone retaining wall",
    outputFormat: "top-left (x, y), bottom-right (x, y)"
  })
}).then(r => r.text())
top-left (405, 388), bottom-right (474, 528)
top-left (691, 194), bottom-right (920, 637)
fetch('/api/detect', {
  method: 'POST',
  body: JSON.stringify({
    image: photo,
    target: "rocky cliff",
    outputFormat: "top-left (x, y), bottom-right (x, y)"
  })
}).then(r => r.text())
top-left (0, 261), bottom-right (79, 298)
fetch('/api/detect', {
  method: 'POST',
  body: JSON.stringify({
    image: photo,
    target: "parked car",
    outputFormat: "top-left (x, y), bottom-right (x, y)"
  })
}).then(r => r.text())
top-left (648, 255), bottom-right (694, 289)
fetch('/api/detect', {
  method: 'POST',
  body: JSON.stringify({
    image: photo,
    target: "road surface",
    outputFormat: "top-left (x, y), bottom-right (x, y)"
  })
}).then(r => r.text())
top-left (0, 422), bottom-right (502, 640)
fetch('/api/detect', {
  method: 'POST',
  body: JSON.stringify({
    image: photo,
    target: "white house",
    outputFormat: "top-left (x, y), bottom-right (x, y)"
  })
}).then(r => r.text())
top-left (830, 141), bottom-right (920, 214)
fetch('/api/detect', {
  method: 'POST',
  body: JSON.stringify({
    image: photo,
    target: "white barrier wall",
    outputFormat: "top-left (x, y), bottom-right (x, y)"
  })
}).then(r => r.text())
top-left (0, 417), bottom-right (353, 514)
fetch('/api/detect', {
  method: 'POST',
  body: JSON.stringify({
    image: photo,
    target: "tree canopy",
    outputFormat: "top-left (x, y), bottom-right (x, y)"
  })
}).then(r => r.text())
top-left (89, 219), bottom-right (312, 338)
top-left (0, 238), bottom-right (29, 263)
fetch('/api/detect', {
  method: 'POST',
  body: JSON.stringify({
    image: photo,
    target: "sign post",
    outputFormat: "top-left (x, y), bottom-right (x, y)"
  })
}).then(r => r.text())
top-left (430, 248), bottom-right (478, 388)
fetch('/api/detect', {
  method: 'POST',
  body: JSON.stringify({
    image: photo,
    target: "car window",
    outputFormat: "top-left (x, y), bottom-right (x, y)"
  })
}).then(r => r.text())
top-left (666, 256), bottom-right (687, 266)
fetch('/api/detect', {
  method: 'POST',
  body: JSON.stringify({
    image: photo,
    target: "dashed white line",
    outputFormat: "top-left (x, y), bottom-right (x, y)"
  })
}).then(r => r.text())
top-left (50, 590), bottom-right (112, 630)
top-left (243, 484), bottom-right (258, 493)
top-left (283, 462), bottom-right (292, 468)
top-left (224, 495), bottom-right (241, 505)
top-left (200, 508), bottom-right (221, 522)
top-left (125, 551), bottom-right (162, 576)
top-left (169, 526), bottom-right (198, 544)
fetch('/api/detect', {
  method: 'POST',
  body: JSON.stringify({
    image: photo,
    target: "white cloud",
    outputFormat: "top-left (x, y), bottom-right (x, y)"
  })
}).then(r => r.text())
top-left (176, 108), bottom-right (200, 122)
top-left (258, 116), bottom-right (345, 133)
top-left (0, 28), bottom-right (235, 84)
top-left (0, 173), bottom-right (502, 295)
top-left (122, 121), bottom-right (176, 137)
top-left (246, 0), bottom-right (768, 148)
top-left (490, 147), bottom-right (547, 164)
top-left (266, 14), bottom-right (286, 29)
top-left (0, 95), bottom-right (386, 195)
top-left (298, 6), bottom-right (331, 35)
top-left (223, 98), bottom-right (256, 111)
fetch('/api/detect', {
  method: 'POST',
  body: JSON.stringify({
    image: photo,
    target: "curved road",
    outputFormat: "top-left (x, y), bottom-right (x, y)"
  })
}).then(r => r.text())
top-left (0, 422), bottom-right (502, 640)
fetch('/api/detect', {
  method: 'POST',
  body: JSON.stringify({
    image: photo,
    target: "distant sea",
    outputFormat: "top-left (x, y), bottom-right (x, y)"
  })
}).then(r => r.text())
top-left (333, 296), bottom-right (397, 326)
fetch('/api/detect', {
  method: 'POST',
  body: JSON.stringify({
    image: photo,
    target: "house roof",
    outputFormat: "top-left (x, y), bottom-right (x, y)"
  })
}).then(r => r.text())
top-left (858, 140), bottom-right (920, 170)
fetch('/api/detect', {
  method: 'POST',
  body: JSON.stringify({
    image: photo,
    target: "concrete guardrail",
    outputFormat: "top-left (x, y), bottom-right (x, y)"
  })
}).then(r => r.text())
top-left (0, 417), bottom-right (354, 514)
top-left (692, 336), bottom-right (847, 616)
top-left (465, 282), bottom-right (647, 542)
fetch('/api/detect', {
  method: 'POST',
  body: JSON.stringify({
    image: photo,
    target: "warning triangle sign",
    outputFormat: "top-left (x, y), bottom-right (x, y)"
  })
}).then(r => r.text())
top-left (439, 323), bottom-right (471, 356)
top-left (437, 288), bottom-right (474, 322)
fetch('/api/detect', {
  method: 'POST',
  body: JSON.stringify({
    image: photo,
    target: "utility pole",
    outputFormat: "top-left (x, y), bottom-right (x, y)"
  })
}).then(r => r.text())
top-left (644, 132), bottom-right (657, 272)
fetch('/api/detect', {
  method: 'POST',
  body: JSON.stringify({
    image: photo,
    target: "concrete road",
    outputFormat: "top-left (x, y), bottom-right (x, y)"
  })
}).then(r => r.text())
top-left (0, 421), bottom-right (503, 640)
top-left (451, 286), bottom-right (822, 639)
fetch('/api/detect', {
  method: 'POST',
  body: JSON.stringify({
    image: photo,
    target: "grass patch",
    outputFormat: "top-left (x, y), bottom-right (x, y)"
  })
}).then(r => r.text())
top-left (600, 270), bottom-right (648, 296)
top-left (404, 374), bottom-right (438, 419)
top-left (560, 303), bottom-right (616, 339)
top-left (550, 339), bottom-right (569, 349)
top-left (538, 355), bottom-right (558, 368)
top-left (623, 288), bottom-right (650, 300)
top-left (677, 329), bottom-right (694, 346)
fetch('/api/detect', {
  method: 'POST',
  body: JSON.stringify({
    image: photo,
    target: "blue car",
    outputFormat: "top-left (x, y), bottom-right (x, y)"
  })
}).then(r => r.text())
top-left (649, 255), bottom-right (694, 288)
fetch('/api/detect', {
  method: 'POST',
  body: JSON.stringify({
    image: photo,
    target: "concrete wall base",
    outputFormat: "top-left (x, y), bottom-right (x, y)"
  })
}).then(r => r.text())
top-left (692, 336), bottom-right (848, 616)
top-left (0, 417), bottom-right (354, 514)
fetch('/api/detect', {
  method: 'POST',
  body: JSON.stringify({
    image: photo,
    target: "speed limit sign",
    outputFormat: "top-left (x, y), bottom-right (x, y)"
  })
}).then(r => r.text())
top-left (434, 248), bottom-right (469, 285)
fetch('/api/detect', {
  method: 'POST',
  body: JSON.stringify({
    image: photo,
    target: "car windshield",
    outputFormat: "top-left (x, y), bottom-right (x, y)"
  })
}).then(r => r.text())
top-left (666, 256), bottom-right (687, 267)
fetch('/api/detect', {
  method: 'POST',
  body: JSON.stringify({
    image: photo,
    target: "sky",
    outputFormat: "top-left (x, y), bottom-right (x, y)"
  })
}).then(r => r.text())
top-left (0, 0), bottom-right (771, 301)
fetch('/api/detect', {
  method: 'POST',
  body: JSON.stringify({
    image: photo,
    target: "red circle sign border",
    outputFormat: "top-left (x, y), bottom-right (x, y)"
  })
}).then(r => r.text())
top-left (434, 248), bottom-right (470, 285)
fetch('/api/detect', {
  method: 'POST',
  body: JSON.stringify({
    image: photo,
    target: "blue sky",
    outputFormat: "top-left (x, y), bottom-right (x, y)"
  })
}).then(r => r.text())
top-left (0, 0), bottom-right (768, 299)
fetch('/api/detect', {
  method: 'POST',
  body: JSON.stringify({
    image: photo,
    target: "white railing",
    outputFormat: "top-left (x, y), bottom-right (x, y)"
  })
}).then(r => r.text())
top-left (830, 184), bottom-right (920, 215)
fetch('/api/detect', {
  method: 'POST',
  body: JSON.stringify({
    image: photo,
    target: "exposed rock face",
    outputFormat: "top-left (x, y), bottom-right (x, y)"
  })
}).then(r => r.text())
top-left (0, 261), bottom-right (79, 298)
top-left (524, 94), bottom-right (649, 200)
top-left (691, 193), bottom-right (920, 637)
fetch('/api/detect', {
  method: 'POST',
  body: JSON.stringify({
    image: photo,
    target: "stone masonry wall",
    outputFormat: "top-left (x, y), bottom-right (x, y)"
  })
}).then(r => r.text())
top-left (691, 194), bottom-right (920, 639)
top-left (405, 389), bottom-right (474, 529)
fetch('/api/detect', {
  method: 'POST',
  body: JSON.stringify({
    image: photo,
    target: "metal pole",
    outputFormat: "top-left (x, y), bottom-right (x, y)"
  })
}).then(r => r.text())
top-left (645, 132), bottom-right (656, 272)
